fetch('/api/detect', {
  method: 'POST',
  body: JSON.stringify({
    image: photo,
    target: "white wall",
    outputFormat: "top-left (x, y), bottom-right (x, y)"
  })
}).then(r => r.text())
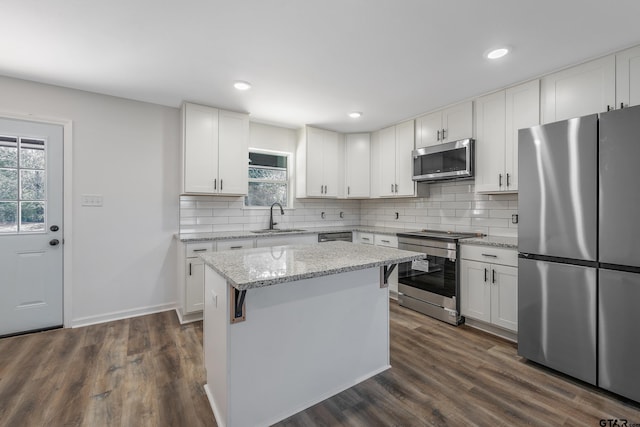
top-left (0, 75), bottom-right (181, 326)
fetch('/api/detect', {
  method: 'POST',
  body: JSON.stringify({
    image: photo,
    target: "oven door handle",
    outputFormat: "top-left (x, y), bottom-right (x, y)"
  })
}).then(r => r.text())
top-left (398, 243), bottom-right (456, 261)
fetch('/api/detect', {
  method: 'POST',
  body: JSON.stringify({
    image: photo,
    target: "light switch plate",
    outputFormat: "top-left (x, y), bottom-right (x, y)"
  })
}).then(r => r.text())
top-left (81, 194), bottom-right (103, 207)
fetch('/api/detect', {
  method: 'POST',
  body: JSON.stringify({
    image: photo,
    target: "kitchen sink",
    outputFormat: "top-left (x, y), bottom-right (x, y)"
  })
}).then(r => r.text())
top-left (251, 228), bottom-right (306, 234)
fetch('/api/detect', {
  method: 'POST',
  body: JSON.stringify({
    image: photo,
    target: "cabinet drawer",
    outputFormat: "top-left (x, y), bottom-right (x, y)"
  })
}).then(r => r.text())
top-left (461, 244), bottom-right (518, 266)
top-left (374, 234), bottom-right (398, 248)
top-left (216, 238), bottom-right (255, 251)
top-left (186, 242), bottom-right (215, 258)
top-left (355, 232), bottom-right (374, 245)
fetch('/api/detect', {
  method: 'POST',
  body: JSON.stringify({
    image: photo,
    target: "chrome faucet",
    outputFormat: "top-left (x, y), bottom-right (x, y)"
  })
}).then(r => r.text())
top-left (269, 202), bottom-right (284, 230)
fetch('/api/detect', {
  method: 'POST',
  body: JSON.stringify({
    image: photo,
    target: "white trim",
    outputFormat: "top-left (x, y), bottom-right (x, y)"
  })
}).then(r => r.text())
top-left (71, 303), bottom-right (177, 328)
top-left (204, 384), bottom-right (226, 427)
top-left (174, 308), bottom-right (203, 324)
top-left (0, 111), bottom-right (73, 329)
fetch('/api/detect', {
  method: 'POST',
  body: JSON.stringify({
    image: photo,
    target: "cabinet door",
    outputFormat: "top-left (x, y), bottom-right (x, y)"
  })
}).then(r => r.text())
top-left (616, 45), bottom-right (640, 108)
top-left (322, 130), bottom-right (340, 197)
top-left (369, 131), bottom-right (381, 198)
top-left (185, 259), bottom-right (205, 314)
top-left (218, 110), bottom-right (249, 195)
top-left (394, 120), bottom-right (415, 196)
top-left (183, 103), bottom-right (219, 193)
top-left (460, 260), bottom-right (491, 322)
top-left (415, 111), bottom-right (442, 148)
top-left (378, 126), bottom-right (397, 196)
top-left (490, 264), bottom-right (518, 331)
top-left (442, 101), bottom-right (473, 142)
top-left (505, 80), bottom-right (540, 192)
top-left (304, 127), bottom-right (325, 197)
top-left (475, 91), bottom-right (506, 193)
top-left (541, 55), bottom-right (615, 123)
top-left (345, 133), bottom-right (370, 198)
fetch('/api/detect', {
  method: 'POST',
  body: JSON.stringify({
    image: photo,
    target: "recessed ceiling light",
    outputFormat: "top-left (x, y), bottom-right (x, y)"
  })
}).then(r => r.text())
top-left (233, 80), bottom-right (252, 90)
top-left (486, 47), bottom-right (509, 59)
top-left (348, 111), bottom-right (362, 118)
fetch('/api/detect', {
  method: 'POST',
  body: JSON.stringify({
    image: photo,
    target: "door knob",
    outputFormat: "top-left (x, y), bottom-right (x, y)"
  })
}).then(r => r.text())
top-left (49, 239), bottom-right (60, 246)
top-left (50, 225), bottom-right (59, 232)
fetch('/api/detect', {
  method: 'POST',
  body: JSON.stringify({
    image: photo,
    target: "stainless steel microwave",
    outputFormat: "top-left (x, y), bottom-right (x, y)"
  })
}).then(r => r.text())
top-left (412, 139), bottom-right (474, 182)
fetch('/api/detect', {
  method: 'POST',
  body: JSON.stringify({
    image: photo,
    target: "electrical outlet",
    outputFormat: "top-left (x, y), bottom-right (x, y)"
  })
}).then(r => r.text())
top-left (81, 194), bottom-right (103, 207)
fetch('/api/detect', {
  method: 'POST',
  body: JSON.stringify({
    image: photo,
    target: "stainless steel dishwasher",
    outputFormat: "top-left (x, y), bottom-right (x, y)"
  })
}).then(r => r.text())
top-left (318, 232), bottom-right (352, 242)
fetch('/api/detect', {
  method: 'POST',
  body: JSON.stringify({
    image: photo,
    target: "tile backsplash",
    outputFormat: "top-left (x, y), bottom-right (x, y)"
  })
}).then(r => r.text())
top-left (179, 196), bottom-right (361, 233)
top-left (360, 181), bottom-right (518, 237)
top-left (179, 180), bottom-right (518, 237)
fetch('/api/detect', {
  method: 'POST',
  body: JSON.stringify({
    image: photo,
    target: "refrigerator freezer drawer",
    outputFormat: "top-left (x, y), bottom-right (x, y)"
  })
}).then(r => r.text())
top-left (599, 268), bottom-right (640, 402)
top-left (518, 258), bottom-right (597, 385)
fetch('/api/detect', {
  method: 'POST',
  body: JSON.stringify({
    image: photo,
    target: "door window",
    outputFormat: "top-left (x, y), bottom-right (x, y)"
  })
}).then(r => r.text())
top-left (0, 135), bottom-right (46, 233)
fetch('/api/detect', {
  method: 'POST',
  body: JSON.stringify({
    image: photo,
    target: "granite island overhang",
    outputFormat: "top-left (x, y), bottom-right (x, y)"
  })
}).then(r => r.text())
top-left (199, 241), bottom-right (425, 427)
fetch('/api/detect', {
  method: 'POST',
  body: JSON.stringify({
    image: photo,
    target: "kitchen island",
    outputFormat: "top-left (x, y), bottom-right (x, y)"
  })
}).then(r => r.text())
top-left (199, 241), bottom-right (424, 427)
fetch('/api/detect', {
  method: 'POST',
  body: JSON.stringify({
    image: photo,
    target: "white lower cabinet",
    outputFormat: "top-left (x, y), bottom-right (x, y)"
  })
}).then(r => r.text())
top-left (353, 232), bottom-right (399, 297)
top-left (460, 245), bottom-right (518, 334)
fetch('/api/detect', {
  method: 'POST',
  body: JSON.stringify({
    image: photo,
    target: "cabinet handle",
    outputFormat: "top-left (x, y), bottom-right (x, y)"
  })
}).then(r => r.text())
top-left (484, 268), bottom-right (488, 282)
top-left (321, 185), bottom-right (324, 194)
top-left (347, 186), bottom-right (350, 195)
top-left (506, 173), bottom-right (510, 187)
top-left (621, 102), bottom-right (625, 109)
top-left (437, 130), bottom-right (441, 141)
top-left (193, 248), bottom-right (207, 252)
top-left (492, 269), bottom-right (496, 284)
top-left (395, 184), bottom-right (398, 193)
top-left (391, 184), bottom-right (394, 193)
top-left (362, 237), bottom-right (370, 241)
top-left (214, 179), bottom-right (217, 190)
top-left (607, 105), bottom-right (612, 111)
top-left (481, 253), bottom-right (498, 258)
top-left (498, 174), bottom-right (503, 187)
top-left (324, 185), bottom-right (327, 194)
top-left (230, 246), bottom-right (242, 250)
top-left (442, 128), bottom-right (446, 140)
top-left (381, 239), bottom-right (390, 243)
top-left (189, 262), bottom-right (192, 276)
top-left (221, 179), bottom-right (223, 190)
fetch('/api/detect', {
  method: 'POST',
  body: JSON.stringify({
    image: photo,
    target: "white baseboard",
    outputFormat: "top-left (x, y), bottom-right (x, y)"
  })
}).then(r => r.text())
top-left (464, 317), bottom-right (517, 342)
top-left (71, 302), bottom-right (177, 328)
top-left (204, 384), bottom-right (226, 427)
top-left (175, 308), bottom-right (203, 324)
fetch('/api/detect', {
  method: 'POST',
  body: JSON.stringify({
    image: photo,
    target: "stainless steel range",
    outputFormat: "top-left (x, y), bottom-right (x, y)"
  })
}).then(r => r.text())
top-left (396, 230), bottom-right (478, 325)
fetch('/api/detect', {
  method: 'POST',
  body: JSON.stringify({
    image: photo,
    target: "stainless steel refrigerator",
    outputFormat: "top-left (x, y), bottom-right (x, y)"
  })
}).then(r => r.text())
top-left (518, 105), bottom-right (640, 402)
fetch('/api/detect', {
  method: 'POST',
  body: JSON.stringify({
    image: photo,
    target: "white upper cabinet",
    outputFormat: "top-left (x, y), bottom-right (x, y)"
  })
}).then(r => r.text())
top-left (541, 55), bottom-right (615, 124)
top-left (415, 101), bottom-right (473, 148)
top-left (369, 130), bottom-right (381, 198)
top-left (182, 103), bottom-right (249, 195)
top-left (296, 126), bottom-right (343, 198)
top-left (345, 133), bottom-right (370, 198)
top-left (377, 120), bottom-right (415, 197)
top-left (475, 80), bottom-right (539, 193)
top-left (616, 45), bottom-right (640, 109)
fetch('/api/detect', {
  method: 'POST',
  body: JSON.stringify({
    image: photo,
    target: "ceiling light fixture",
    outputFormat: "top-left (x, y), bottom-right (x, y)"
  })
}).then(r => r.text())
top-left (486, 47), bottom-right (509, 60)
top-left (348, 111), bottom-right (362, 118)
top-left (234, 80), bottom-right (252, 90)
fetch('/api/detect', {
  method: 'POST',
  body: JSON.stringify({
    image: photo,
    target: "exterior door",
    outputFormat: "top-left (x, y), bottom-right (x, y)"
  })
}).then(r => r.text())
top-left (0, 117), bottom-right (63, 336)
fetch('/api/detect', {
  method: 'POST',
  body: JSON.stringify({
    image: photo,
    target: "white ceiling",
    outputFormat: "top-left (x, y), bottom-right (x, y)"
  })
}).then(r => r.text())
top-left (3, 0), bottom-right (640, 133)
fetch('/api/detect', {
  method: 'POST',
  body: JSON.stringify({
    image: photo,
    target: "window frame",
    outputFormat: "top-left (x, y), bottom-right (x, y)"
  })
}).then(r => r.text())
top-left (244, 148), bottom-right (292, 209)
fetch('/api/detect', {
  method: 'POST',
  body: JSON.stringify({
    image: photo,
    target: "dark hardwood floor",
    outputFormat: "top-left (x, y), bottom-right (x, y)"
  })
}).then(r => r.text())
top-left (1, 303), bottom-right (639, 426)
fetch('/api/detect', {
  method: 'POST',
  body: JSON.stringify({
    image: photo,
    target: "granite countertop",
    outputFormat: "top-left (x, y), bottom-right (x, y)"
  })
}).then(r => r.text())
top-left (176, 225), bottom-right (407, 242)
top-left (199, 241), bottom-right (425, 290)
top-left (461, 235), bottom-right (518, 249)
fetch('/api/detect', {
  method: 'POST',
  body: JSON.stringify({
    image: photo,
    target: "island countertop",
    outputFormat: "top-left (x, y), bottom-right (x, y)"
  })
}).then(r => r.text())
top-left (199, 241), bottom-right (425, 290)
